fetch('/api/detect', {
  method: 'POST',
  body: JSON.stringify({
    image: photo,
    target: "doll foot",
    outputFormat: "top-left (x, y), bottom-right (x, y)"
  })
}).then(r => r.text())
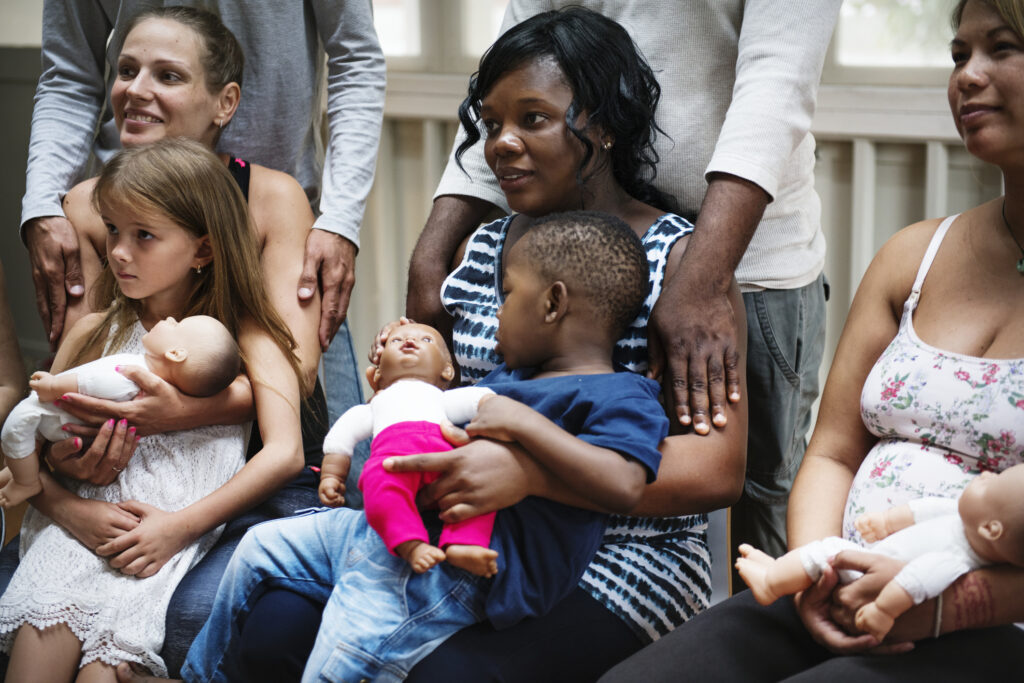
top-left (445, 544), bottom-right (499, 578)
top-left (0, 478), bottom-right (41, 509)
top-left (396, 540), bottom-right (446, 573)
top-left (735, 544), bottom-right (781, 605)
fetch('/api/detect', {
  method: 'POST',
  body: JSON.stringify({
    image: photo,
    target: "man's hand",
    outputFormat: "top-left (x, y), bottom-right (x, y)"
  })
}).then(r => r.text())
top-left (648, 279), bottom-right (741, 434)
top-left (25, 216), bottom-right (85, 349)
top-left (298, 229), bottom-right (357, 350)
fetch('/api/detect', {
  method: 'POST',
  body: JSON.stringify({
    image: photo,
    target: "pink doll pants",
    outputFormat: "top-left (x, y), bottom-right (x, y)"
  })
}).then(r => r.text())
top-left (359, 420), bottom-right (496, 554)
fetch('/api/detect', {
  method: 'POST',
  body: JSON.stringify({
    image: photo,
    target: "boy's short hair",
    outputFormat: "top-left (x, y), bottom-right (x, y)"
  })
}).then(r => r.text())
top-left (516, 211), bottom-right (649, 337)
top-left (176, 319), bottom-right (242, 397)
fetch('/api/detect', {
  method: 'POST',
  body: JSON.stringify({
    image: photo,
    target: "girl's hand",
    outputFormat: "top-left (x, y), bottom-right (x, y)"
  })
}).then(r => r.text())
top-left (56, 364), bottom-right (186, 436)
top-left (367, 316), bottom-right (414, 366)
top-left (96, 501), bottom-right (193, 578)
top-left (59, 497), bottom-right (141, 553)
top-left (383, 437), bottom-right (537, 522)
top-left (46, 419), bottom-right (138, 486)
top-left (794, 562), bottom-right (882, 654)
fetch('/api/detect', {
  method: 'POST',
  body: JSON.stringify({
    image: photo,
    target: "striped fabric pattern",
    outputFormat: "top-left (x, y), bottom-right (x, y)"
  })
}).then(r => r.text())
top-left (441, 213), bottom-right (712, 642)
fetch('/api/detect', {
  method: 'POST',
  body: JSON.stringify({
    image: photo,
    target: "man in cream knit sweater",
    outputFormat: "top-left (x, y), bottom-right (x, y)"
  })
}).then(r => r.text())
top-left (407, 0), bottom-right (842, 574)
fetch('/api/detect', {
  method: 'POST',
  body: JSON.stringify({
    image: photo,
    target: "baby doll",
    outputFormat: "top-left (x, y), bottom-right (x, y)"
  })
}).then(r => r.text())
top-left (319, 322), bottom-right (497, 576)
top-left (736, 463), bottom-right (1024, 641)
top-left (0, 314), bottom-right (239, 507)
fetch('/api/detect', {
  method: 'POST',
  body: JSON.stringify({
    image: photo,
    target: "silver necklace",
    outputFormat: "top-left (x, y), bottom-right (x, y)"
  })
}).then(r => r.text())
top-left (1000, 200), bottom-right (1024, 274)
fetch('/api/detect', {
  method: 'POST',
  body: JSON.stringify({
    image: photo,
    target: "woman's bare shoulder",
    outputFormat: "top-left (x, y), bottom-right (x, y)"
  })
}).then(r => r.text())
top-left (63, 178), bottom-right (101, 223)
top-left (246, 164), bottom-right (314, 242)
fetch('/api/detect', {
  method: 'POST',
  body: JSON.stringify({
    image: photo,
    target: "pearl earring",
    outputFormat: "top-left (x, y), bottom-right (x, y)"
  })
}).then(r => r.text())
top-left (602, 139), bottom-right (613, 150)
top-left (195, 264), bottom-right (203, 275)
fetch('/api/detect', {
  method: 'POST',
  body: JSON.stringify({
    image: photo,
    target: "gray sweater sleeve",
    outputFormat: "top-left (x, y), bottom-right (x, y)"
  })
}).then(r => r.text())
top-left (20, 0), bottom-right (115, 232)
top-left (309, 0), bottom-right (387, 246)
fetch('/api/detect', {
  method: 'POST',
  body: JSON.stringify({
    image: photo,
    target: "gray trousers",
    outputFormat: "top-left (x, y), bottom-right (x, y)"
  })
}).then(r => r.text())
top-left (734, 275), bottom-right (828, 569)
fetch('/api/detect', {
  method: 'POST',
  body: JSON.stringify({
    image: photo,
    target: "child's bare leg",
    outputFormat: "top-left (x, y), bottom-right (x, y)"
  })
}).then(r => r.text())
top-left (395, 539), bottom-right (446, 573)
top-left (76, 661), bottom-right (119, 683)
top-left (0, 459), bottom-right (42, 508)
top-left (735, 544), bottom-right (814, 606)
top-left (114, 662), bottom-right (180, 683)
top-left (6, 623), bottom-right (81, 683)
top-left (445, 544), bottom-right (499, 578)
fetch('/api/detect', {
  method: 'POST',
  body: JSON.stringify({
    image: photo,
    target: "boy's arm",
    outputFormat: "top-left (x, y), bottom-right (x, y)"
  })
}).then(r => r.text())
top-left (465, 395), bottom-right (647, 514)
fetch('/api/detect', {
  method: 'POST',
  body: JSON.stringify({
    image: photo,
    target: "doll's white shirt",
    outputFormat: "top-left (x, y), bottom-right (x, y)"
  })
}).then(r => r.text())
top-left (322, 380), bottom-right (493, 456)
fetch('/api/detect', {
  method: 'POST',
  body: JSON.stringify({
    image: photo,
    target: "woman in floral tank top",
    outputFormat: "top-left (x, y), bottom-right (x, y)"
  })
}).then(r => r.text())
top-left (601, 1), bottom-right (1024, 681)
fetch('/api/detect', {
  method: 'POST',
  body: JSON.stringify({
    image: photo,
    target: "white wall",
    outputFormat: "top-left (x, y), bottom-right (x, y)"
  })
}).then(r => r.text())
top-left (0, 1), bottom-right (42, 47)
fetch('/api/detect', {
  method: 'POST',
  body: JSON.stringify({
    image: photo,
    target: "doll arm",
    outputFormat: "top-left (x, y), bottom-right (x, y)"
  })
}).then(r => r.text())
top-left (441, 386), bottom-right (495, 425)
top-left (465, 394), bottom-right (647, 513)
top-left (854, 577), bottom-right (915, 641)
top-left (319, 404), bottom-right (371, 507)
top-left (29, 371), bottom-right (79, 403)
top-left (856, 504), bottom-right (915, 543)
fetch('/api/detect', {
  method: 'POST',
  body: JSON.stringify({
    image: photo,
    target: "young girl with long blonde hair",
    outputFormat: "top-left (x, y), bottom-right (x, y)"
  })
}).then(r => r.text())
top-left (0, 138), bottom-right (308, 683)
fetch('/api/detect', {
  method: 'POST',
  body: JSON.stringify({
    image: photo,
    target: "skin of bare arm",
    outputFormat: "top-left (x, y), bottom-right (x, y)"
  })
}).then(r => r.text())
top-left (405, 195), bottom-right (499, 336)
top-left (0, 263), bottom-right (28, 418)
top-left (94, 320), bottom-right (305, 577)
top-left (465, 394), bottom-right (647, 514)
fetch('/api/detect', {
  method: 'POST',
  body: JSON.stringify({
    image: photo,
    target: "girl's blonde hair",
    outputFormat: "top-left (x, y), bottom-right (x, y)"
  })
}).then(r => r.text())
top-left (79, 138), bottom-right (307, 395)
top-left (953, 0), bottom-right (1024, 37)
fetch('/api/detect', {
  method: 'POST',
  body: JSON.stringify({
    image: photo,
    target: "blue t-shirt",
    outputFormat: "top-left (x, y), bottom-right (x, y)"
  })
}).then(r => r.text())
top-left (478, 364), bottom-right (667, 628)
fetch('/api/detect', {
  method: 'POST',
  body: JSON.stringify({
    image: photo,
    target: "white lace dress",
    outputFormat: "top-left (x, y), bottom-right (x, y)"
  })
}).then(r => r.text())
top-left (0, 321), bottom-right (247, 675)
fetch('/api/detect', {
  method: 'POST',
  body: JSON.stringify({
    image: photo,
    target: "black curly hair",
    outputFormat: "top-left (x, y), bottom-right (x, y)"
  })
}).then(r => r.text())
top-left (456, 6), bottom-right (679, 214)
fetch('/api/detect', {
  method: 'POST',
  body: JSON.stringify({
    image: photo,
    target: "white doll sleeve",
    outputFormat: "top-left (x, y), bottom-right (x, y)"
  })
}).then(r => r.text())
top-left (894, 552), bottom-right (975, 604)
top-left (75, 354), bottom-right (142, 402)
top-left (907, 497), bottom-right (960, 523)
top-left (442, 386), bottom-right (495, 425)
top-left (323, 403), bottom-right (373, 456)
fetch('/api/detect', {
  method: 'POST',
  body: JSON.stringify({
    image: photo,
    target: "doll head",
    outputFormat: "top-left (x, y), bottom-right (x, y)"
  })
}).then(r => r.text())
top-left (495, 210), bottom-right (649, 369)
top-left (141, 314), bottom-right (241, 397)
top-left (958, 463), bottom-right (1024, 566)
top-left (368, 323), bottom-right (455, 393)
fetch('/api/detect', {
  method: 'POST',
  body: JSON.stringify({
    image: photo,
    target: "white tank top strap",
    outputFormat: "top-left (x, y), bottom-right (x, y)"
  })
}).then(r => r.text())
top-left (906, 214), bottom-right (959, 309)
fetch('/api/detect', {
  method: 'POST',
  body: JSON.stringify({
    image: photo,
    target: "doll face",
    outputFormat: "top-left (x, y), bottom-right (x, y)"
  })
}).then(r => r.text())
top-left (374, 324), bottom-right (454, 391)
top-left (958, 464), bottom-right (1024, 564)
top-left (142, 315), bottom-right (219, 358)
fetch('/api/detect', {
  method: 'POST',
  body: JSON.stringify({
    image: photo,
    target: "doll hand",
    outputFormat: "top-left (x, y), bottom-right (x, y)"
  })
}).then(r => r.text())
top-left (831, 550), bottom-right (921, 649)
top-left (29, 371), bottom-right (59, 402)
top-left (855, 602), bottom-right (896, 642)
top-left (368, 317), bottom-right (415, 367)
top-left (855, 512), bottom-right (891, 543)
top-left (318, 474), bottom-right (347, 507)
top-left (96, 501), bottom-right (193, 578)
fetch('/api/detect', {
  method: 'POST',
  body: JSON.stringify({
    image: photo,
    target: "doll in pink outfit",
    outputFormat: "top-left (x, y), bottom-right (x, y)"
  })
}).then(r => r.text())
top-left (318, 323), bottom-right (497, 576)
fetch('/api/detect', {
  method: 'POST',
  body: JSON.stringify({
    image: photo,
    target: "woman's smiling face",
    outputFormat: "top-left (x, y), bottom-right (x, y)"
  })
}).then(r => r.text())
top-left (111, 17), bottom-right (227, 149)
top-left (481, 57), bottom-right (605, 217)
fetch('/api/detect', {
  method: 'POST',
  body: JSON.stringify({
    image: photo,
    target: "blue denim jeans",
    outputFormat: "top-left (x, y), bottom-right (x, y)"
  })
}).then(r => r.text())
top-left (734, 275), bottom-right (828, 564)
top-left (183, 508), bottom-right (485, 683)
top-left (322, 320), bottom-right (370, 509)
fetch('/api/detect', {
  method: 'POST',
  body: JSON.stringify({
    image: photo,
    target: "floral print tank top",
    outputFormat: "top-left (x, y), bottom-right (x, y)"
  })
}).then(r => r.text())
top-left (845, 214), bottom-right (1024, 542)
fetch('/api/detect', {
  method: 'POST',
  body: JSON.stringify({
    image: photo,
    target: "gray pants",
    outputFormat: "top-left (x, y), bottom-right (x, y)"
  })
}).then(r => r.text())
top-left (733, 275), bottom-right (828, 569)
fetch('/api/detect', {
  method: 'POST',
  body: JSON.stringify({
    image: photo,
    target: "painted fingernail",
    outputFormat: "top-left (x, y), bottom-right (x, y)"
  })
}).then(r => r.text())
top-left (119, 419), bottom-right (127, 427)
top-left (729, 392), bottom-right (740, 402)
top-left (74, 438), bottom-right (82, 448)
top-left (115, 365), bottom-right (120, 372)
top-left (679, 414), bottom-right (692, 425)
top-left (135, 436), bottom-right (142, 442)
top-left (129, 427), bottom-right (136, 435)
top-left (695, 422), bottom-right (710, 435)
top-left (712, 413), bottom-right (727, 427)
top-left (61, 395), bottom-right (69, 401)
top-left (62, 425), bottom-right (70, 431)
top-left (106, 419), bottom-right (115, 427)
top-left (298, 287), bottom-right (314, 298)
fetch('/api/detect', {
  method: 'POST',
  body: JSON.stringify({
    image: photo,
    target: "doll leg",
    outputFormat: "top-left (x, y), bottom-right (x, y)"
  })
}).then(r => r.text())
top-left (439, 512), bottom-right (499, 577)
top-left (0, 457), bottom-right (42, 508)
top-left (360, 455), bottom-right (444, 572)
